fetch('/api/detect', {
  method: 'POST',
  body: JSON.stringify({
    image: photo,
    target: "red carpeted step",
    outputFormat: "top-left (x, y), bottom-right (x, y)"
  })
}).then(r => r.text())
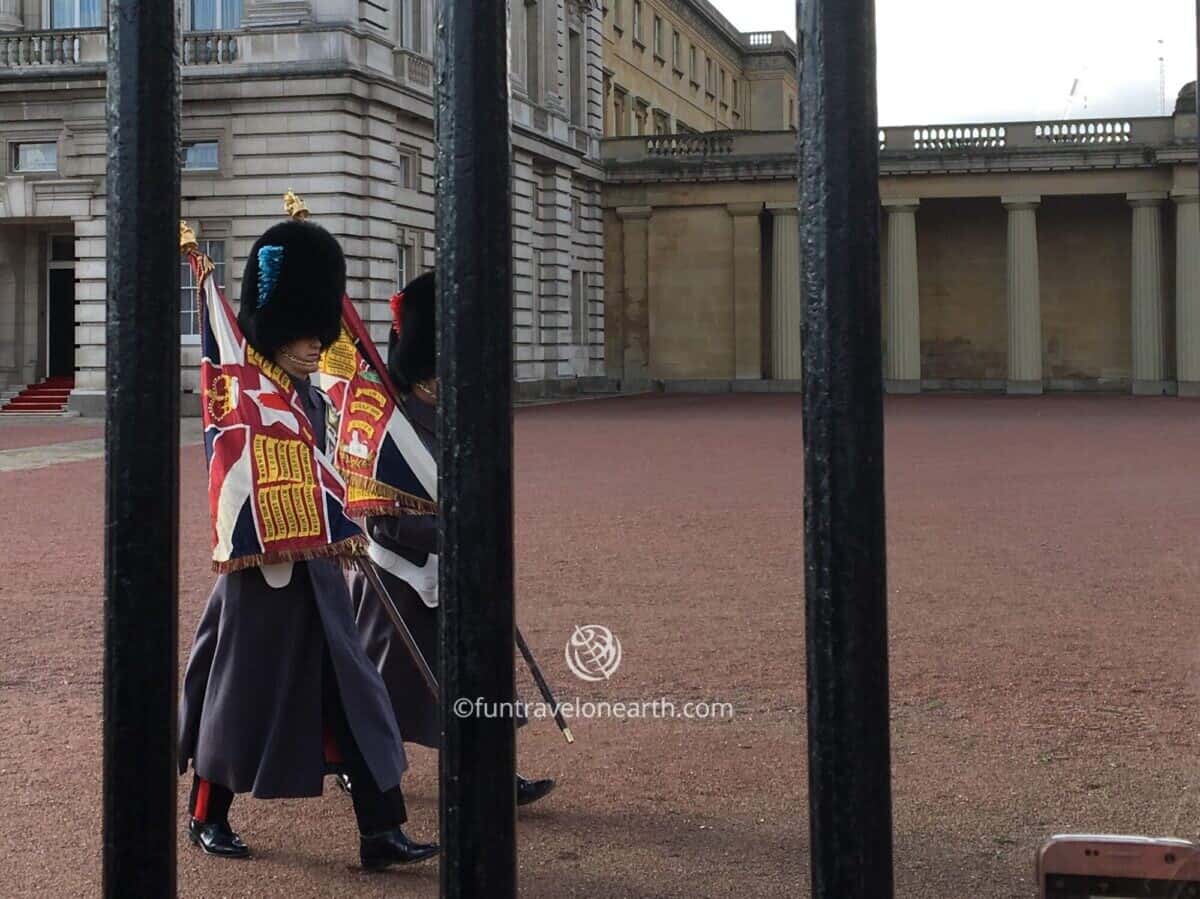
top-left (0, 377), bottom-right (74, 414)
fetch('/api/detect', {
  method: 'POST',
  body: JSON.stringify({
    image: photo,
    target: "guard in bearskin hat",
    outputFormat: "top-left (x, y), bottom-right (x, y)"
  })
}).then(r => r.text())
top-left (343, 270), bottom-right (556, 806)
top-left (178, 220), bottom-right (438, 869)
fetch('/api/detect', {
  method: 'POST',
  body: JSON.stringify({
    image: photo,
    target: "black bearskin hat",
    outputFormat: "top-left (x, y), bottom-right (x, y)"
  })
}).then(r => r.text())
top-left (387, 271), bottom-right (436, 392)
top-left (238, 220), bottom-right (345, 358)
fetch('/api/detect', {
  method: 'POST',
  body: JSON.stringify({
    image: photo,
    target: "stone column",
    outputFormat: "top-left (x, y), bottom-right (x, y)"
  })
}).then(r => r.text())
top-left (767, 203), bottom-right (802, 381)
top-left (1175, 191), bottom-right (1200, 396)
top-left (616, 206), bottom-right (651, 386)
top-left (1128, 192), bottom-right (1168, 395)
top-left (0, 0), bottom-right (21, 32)
top-left (883, 199), bottom-right (921, 393)
top-left (727, 203), bottom-right (763, 379)
top-left (1003, 196), bottom-right (1043, 395)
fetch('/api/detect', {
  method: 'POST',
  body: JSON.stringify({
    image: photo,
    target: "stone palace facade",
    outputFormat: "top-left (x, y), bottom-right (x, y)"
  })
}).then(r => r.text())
top-left (0, 0), bottom-right (607, 414)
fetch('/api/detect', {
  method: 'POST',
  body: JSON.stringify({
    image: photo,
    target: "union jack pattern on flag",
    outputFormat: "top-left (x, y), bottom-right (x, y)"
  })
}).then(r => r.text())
top-left (315, 296), bottom-right (437, 520)
top-left (187, 246), bottom-right (365, 572)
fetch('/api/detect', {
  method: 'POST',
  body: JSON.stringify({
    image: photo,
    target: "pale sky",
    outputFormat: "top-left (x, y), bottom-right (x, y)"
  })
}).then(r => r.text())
top-left (716, 0), bottom-right (1200, 125)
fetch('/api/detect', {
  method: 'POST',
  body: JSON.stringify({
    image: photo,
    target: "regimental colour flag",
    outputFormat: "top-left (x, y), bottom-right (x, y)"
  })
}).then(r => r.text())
top-left (315, 295), bottom-right (437, 520)
top-left (187, 243), bottom-right (366, 572)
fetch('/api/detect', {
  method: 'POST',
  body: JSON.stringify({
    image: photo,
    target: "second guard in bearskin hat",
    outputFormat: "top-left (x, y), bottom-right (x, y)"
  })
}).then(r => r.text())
top-left (344, 271), bottom-right (556, 806)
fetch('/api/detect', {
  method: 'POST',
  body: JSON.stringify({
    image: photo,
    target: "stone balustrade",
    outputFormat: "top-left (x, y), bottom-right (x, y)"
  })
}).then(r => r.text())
top-left (645, 132), bottom-right (734, 157)
top-left (181, 31), bottom-right (240, 66)
top-left (0, 29), bottom-right (103, 68)
top-left (396, 47), bottom-right (432, 94)
top-left (880, 116), bottom-right (1171, 153)
top-left (0, 25), bottom-right (425, 82)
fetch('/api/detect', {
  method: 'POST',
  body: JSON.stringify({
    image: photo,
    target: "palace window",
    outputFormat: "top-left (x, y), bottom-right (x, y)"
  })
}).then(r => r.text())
top-left (397, 243), bottom-right (414, 291)
top-left (653, 15), bottom-right (663, 59)
top-left (50, 0), bottom-right (100, 29)
top-left (570, 270), bottom-right (587, 345)
top-left (672, 30), bottom-right (681, 72)
top-left (525, 0), bottom-right (542, 102)
top-left (397, 0), bottom-right (426, 52)
top-left (688, 45), bottom-right (697, 86)
top-left (190, 0), bottom-right (241, 31)
top-left (632, 1), bottom-right (642, 45)
top-left (611, 0), bottom-right (622, 31)
top-left (529, 249), bottom-right (543, 347)
top-left (612, 86), bottom-right (628, 137)
top-left (180, 239), bottom-right (225, 340)
top-left (181, 141), bottom-right (219, 172)
top-left (568, 28), bottom-right (584, 126)
top-left (397, 145), bottom-right (421, 190)
top-left (11, 142), bottom-right (57, 173)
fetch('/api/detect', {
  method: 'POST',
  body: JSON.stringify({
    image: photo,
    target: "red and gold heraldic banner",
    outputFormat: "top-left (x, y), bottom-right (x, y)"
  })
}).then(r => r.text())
top-left (316, 297), bottom-right (437, 521)
top-left (189, 248), bottom-right (365, 572)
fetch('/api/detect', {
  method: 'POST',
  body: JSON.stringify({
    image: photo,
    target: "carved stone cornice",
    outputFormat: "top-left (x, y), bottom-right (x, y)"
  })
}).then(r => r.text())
top-left (658, 0), bottom-right (747, 61)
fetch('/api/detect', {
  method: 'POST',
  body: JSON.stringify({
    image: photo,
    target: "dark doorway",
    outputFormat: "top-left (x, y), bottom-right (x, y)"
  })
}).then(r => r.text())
top-left (47, 237), bottom-right (75, 379)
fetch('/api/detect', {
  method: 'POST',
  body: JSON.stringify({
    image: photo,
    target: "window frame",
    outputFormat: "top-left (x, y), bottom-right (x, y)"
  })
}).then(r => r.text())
top-left (187, 0), bottom-right (242, 32)
top-left (397, 144), bottom-right (421, 192)
top-left (180, 236), bottom-right (227, 344)
top-left (10, 140), bottom-right (59, 174)
top-left (47, 0), bottom-right (102, 30)
top-left (181, 140), bottom-right (220, 173)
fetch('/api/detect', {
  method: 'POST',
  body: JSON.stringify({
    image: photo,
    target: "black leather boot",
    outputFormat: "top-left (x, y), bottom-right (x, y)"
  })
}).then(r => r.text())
top-left (187, 818), bottom-right (251, 859)
top-left (360, 828), bottom-right (439, 870)
top-left (516, 774), bottom-right (556, 807)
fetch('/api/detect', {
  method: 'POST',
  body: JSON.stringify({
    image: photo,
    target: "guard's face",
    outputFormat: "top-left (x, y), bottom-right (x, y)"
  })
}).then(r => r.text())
top-left (275, 336), bottom-right (322, 379)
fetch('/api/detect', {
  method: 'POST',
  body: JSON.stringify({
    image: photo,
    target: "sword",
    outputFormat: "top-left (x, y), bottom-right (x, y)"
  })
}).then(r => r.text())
top-left (515, 626), bottom-right (575, 745)
top-left (356, 556), bottom-right (439, 699)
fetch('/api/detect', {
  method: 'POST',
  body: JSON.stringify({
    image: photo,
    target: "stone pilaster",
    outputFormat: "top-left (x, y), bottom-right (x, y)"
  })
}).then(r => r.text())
top-left (1175, 191), bottom-right (1200, 397)
top-left (1003, 196), bottom-right (1043, 395)
top-left (767, 203), bottom-right (802, 381)
top-left (883, 199), bottom-right (921, 393)
top-left (727, 203), bottom-right (763, 379)
top-left (1128, 192), bottom-right (1169, 395)
top-left (616, 205), bottom-right (651, 385)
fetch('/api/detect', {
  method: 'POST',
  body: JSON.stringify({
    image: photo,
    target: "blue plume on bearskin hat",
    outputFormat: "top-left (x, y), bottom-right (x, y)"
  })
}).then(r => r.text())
top-left (238, 220), bottom-right (345, 358)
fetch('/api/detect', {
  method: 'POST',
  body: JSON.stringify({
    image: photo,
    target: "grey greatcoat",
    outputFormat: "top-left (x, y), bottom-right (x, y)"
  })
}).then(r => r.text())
top-left (345, 394), bottom-right (526, 751)
top-left (346, 393), bottom-right (441, 749)
top-left (178, 379), bottom-right (408, 798)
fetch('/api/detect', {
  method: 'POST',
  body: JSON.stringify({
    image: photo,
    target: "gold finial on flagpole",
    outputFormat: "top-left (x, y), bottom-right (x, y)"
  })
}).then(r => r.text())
top-left (283, 190), bottom-right (310, 220)
top-left (180, 220), bottom-right (198, 252)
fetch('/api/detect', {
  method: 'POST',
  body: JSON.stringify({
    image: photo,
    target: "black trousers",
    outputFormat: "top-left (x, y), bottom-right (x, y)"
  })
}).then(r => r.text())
top-left (190, 648), bottom-right (407, 836)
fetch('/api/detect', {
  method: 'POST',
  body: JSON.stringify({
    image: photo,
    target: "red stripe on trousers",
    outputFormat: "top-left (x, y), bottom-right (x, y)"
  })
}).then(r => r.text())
top-left (323, 726), bottom-right (343, 764)
top-left (194, 778), bottom-right (211, 823)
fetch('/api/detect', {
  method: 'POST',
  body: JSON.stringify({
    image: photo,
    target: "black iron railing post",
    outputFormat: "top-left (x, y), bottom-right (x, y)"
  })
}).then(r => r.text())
top-left (798, 1), bottom-right (895, 897)
top-left (103, 0), bottom-right (181, 896)
top-left (434, 0), bottom-right (518, 896)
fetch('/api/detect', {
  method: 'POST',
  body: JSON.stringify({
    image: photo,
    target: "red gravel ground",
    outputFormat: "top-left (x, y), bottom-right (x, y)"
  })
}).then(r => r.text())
top-left (2, 394), bottom-right (1200, 898)
top-left (0, 419), bottom-right (102, 451)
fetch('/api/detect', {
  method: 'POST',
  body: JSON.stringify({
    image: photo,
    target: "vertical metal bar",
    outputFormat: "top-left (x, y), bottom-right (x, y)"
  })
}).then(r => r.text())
top-left (434, 0), bottom-right (517, 896)
top-left (103, 0), bottom-right (180, 896)
top-left (797, 1), bottom-right (894, 898)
